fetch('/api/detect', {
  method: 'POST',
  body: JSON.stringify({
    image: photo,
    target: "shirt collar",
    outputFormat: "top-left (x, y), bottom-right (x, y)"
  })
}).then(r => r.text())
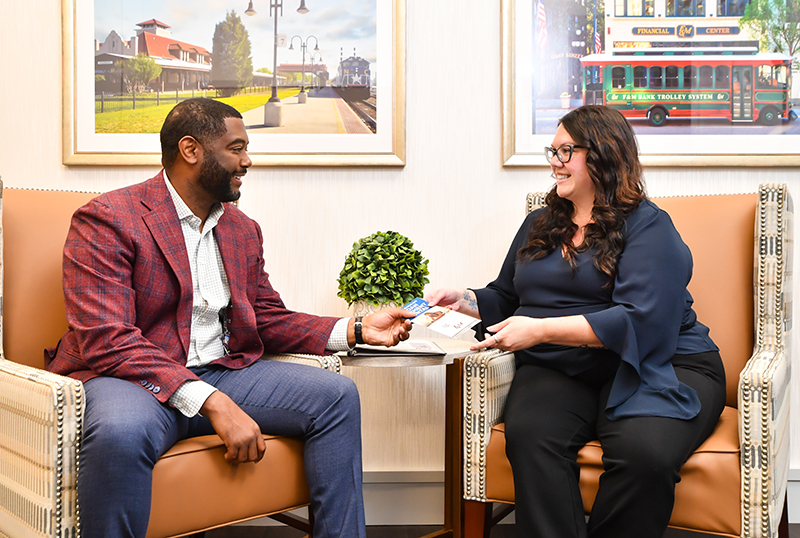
top-left (163, 171), bottom-right (225, 229)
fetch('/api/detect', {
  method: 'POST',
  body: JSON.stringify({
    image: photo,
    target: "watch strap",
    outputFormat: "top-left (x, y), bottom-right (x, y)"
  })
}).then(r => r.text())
top-left (354, 316), bottom-right (365, 345)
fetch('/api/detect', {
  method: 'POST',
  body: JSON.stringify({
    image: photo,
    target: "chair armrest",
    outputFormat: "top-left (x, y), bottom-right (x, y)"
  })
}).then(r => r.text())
top-left (262, 353), bottom-right (342, 374)
top-left (462, 349), bottom-right (516, 501)
top-left (739, 183), bottom-right (793, 538)
top-left (739, 347), bottom-right (791, 538)
top-left (0, 358), bottom-right (84, 538)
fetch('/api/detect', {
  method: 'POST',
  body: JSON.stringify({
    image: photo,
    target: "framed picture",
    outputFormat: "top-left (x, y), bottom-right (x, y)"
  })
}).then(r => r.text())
top-left (503, 0), bottom-right (800, 167)
top-left (62, 0), bottom-right (405, 166)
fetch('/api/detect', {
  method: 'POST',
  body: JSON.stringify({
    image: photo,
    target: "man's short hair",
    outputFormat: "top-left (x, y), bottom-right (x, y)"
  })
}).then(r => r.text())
top-left (160, 98), bottom-right (243, 168)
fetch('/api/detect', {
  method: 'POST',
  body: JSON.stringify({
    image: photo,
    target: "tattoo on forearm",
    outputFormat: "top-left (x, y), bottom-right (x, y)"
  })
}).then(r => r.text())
top-left (463, 290), bottom-right (478, 311)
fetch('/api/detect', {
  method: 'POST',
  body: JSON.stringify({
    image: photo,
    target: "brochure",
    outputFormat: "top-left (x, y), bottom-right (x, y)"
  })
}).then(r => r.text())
top-left (347, 339), bottom-right (447, 357)
top-left (401, 298), bottom-right (481, 338)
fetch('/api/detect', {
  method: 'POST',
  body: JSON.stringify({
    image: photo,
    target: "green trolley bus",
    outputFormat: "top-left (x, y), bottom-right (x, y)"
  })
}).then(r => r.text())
top-left (581, 52), bottom-right (793, 126)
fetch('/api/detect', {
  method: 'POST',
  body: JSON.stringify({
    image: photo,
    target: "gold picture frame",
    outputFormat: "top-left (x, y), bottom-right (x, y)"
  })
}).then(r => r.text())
top-left (62, 0), bottom-right (406, 166)
top-left (502, 0), bottom-right (800, 167)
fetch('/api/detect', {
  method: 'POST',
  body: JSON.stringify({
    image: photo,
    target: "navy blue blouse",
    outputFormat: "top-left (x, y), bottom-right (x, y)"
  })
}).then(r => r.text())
top-left (473, 199), bottom-right (718, 421)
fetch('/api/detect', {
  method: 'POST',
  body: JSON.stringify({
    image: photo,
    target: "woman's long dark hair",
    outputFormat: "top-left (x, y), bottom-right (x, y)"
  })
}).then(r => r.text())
top-left (518, 106), bottom-right (645, 282)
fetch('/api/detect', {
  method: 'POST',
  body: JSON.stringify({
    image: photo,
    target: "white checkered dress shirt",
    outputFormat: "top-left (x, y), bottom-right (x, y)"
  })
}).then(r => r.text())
top-left (163, 176), bottom-right (351, 418)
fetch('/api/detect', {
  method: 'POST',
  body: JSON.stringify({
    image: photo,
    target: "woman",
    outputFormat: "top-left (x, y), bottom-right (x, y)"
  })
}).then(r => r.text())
top-left (426, 105), bottom-right (726, 538)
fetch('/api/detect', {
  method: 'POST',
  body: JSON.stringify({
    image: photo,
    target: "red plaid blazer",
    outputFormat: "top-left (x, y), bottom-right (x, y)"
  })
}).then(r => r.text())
top-left (45, 172), bottom-right (339, 403)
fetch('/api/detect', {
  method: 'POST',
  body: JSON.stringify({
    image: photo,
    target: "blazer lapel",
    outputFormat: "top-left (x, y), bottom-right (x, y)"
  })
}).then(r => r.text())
top-left (214, 210), bottom-right (247, 302)
top-left (141, 174), bottom-right (194, 356)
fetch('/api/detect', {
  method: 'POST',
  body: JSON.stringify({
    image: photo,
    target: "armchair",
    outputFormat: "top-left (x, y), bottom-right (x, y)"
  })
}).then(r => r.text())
top-left (0, 183), bottom-right (338, 537)
top-left (458, 184), bottom-right (792, 537)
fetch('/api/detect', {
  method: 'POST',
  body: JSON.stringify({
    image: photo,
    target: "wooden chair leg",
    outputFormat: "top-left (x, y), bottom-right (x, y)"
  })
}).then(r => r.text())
top-left (778, 492), bottom-right (790, 538)
top-left (269, 510), bottom-right (313, 534)
top-left (464, 500), bottom-right (494, 538)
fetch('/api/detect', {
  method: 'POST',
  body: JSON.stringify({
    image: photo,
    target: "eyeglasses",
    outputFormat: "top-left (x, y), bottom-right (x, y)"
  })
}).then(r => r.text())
top-left (544, 144), bottom-right (590, 164)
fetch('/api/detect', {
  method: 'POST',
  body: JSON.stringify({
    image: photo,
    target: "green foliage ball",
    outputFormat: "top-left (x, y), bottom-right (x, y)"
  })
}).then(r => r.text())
top-left (337, 230), bottom-right (430, 307)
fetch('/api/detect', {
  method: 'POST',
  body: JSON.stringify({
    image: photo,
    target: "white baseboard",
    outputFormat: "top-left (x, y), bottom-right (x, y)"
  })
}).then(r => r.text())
top-left (787, 470), bottom-right (800, 523)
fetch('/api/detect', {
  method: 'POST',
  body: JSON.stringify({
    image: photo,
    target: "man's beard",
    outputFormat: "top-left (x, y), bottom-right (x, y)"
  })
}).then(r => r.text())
top-left (197, 152), bottom-right (243, 203)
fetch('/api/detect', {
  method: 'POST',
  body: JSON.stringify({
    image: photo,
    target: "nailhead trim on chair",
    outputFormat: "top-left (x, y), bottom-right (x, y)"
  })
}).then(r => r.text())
top-left (463, 349), bottom-right (515, 501)
top-left (0, 359), bottom-right (85, 538)
top-left (740, 183), bottom-right (792, 538)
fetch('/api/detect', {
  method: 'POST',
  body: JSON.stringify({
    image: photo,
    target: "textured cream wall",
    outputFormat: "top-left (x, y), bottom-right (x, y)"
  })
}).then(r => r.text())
top-left (2, 0), bottom-right (799, 482)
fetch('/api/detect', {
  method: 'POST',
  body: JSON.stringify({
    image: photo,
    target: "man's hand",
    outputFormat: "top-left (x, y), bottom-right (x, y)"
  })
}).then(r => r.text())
top-left (201, 391), bottom-right (265, 464)
top-left (348, 307), bottom-right (414, 347)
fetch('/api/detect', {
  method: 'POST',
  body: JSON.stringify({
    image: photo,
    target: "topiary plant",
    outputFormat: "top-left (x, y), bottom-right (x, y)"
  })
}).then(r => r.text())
top-left (337, 230), bottom-right (430, 307)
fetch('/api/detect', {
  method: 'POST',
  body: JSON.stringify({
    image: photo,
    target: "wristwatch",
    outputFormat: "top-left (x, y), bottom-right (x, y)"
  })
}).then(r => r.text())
top-left (354, 316), bottom-right (365, 345)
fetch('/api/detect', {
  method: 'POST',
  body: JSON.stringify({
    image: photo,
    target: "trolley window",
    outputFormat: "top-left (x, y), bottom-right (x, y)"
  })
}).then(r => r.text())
top-left (699, 65), bottom-right (713, 88)
top-left (665, 65), bottom-right (680, 88)
top-left (612, 66), bottom-right (627, 88)
top-left (634, 66), bottom-right (648, 88)
top-left (649, 66), bottom-right (663, 88)
top-left (715, 65), bottom-right (730, 88)
top-left (683, 65), bottom-right (698, 88)
top-left (756, 64), bottom-right (788, 89)
top-left (585, 66), bottom-right (603, 89)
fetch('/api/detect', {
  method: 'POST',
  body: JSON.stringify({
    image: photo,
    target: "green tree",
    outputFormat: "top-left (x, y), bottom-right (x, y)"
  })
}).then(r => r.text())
top-left (256, 67), bottom-right (272, 74)
top-left (211, 11), bottom-right (254, 96)
top-left (125, 54), bottom-right (162, 92)
top-left (740, 0), bottom-right (800, 57)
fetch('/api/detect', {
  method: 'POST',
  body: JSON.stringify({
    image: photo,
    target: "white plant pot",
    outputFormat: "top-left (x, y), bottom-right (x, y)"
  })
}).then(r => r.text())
top-left (352, 300), bottom-right (398, 318)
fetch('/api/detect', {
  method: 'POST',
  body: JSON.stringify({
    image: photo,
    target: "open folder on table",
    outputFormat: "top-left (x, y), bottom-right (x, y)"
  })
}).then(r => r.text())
top-left (347, 339), bottom-right (447, 357)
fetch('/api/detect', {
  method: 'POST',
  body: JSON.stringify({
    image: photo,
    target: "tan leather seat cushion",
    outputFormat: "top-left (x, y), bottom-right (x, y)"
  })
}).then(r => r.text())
top-left (485, 406), bottom-right (740, 536)
top-left (147, 434), bottom-right (309, 537)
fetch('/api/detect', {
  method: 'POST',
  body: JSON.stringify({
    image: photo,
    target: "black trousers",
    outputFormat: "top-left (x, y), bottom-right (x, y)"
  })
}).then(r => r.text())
top-left (503, 352), bottom-right (726, 538)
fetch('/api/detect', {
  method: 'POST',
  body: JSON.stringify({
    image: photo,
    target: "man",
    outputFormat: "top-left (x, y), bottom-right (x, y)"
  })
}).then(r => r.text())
top-left (45, 98), bottom-right (413, 538)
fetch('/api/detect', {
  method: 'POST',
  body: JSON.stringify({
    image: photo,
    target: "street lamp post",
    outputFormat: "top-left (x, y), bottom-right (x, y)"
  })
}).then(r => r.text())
top-left (289, 35), bottom-right (318, 103)
top-left (307, 53), bottom-right (315, 92)
top-left (245, 0), bottom-right (310, 125)
top-left (310, 51), bottom-right (323, 90)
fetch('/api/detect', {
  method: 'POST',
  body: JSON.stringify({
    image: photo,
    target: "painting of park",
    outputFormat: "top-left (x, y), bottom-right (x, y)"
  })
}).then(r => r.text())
top-left (93, 0), bottom-right (378, 135)
top-left (63, 0), bottom-right (405, 165)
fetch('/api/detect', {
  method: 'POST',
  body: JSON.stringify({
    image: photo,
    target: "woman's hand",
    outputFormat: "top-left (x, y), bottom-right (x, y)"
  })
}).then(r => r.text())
top-left (470, 314), bottom-right (602, 352)
top-left (470, 316), bottom-right (543, 352)
top-left (425, 288), bottom-right (479, 318)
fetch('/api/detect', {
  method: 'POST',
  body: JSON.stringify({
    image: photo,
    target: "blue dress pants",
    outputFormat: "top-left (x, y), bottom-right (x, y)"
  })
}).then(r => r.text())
top-left (78, 360), bottom-right (366, 538)
top-left (503, 351), bottom-right (726, 538)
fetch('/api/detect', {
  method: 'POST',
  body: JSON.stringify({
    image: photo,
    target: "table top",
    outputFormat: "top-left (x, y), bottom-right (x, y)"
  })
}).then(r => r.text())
top-left (338, 338), bottom-right (475, 368)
